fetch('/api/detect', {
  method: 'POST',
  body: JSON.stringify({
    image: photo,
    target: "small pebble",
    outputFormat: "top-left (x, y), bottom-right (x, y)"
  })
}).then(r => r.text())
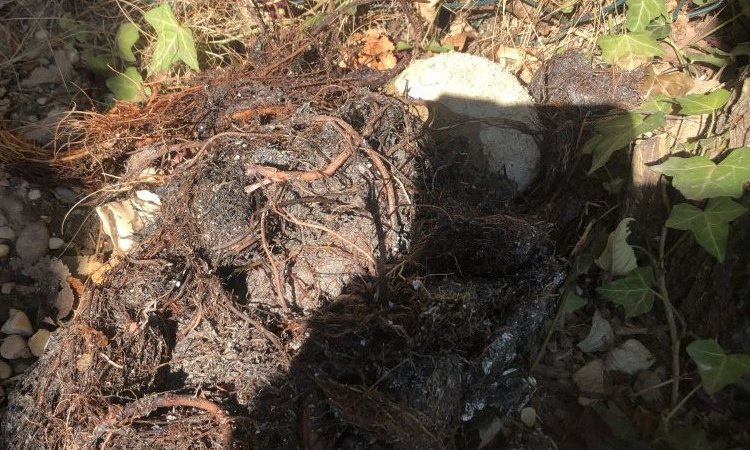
top-left (67, 48), bottom-right (80, 64)
top-left (16, 221), bottom-right (50, 263)
top-left (28, 189), bottom-right (42, 200)
top-left (1, 282), bottom-right (15, 294)
top-left (520, 406), bottom-right (536, 427)
top-left (48, 237), bottom-right (64, 250)
top-left (54, 187), bottom-right (78, 203)
top-left (0, 226), bottom-right (15, 240)
top-left (28, 329), bottom-right (51, 357)
top-left (36, 97), bottom-right (48, 106)
top-left (0, 244), bottom-right (9, 257)
top-left (0, 360), bottom-right (12, 379)
top-left (0, 335), bottom-right (31, 359)
top-left (1, 309), bottom-right (34, 337)
top-left (34, 29), bottom-right (48, 40)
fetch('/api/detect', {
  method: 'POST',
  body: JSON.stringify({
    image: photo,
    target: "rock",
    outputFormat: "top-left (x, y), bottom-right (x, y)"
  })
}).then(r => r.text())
top-left (28, 329), bottom-right (51, 357)
top-left (1, 309), bottom-right (33, 336)
top-left (27, 189), bottom-right (41, 200)
top-left (21, 66), bottom-right (60, 88)
top-left (34, 29), bottom-right (48, 40)
top-left (0, 360), bottom-right (12, 379)
top-left (48, 237), bottom-right (64, 250)
top-left (572, 359), bottom-right (607, 395)
top-left (36, 97), bottom-right (48, 106)
top-left (520, 406), bottom-right (536, 427)
top-left (54, 187), bottom-right (78, 203)
top-left (392, 52), bottom-right (540, 192)
top-left (0, 244), bottom-right (9, 257)
top-left (0, 335), bottom-right (31, 359)
top-left (0, 226), bottom-right (14, 240)
top-left (16, 221), bottom-right (50, 263)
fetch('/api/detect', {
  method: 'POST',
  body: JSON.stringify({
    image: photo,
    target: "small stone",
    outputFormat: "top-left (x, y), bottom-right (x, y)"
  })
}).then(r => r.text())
top-left (0, 226), bottom-right (15, 240)
top-left (48, 237), bottom-right (64, 250)
top-left (1, 194), bottom-right (24, 215)
top-left (1, 282), bottom-right (14, 294)
top-left (1, 309), bottom-right (34, 336)
top-left (0, 360), bottom-right (12, 379)
top-left (36, 97), bottom-right (48, 106)
top-left (0, 335), bottom-right (31, 359)
top-left (67, 48), bottom-right (80, 64)
top-left (28, 329), bottom-right (51, 357)
top-left (0, 244), bottom-right (9, 257)
top-left (28, 189), bottom-right (41, 200)
top-left (54, 187), bottom-right (78, 203)
top-left (16, 221), bottom-right (50, 263)
top-left (34, 29), bottom-right (48, 40)
top-left (520, 406), bottom-right (536, 427)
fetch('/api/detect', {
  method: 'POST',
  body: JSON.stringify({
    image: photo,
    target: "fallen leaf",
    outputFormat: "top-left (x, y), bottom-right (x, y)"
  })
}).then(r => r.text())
top-left (578, 310), bottom-right (614, 353)
top-left (345, 30), bottom-right (397, 71)
top-left (442, 32), bottom-right (468, 52)
top-left (642, 68), bottom-right (694, 97)
top-left (595, 218), bottom-right (638, 277)
top-left (605, 339), bottom-right (655, 374)
top-left (416, 0), bottom-right (441, 23)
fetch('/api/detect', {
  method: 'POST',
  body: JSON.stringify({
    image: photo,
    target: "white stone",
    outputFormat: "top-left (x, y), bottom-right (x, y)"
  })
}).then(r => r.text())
top-left (34, 29), bottom-right (48, 40)
top-left (0, 335), bottom-right (31, 359)
top-left (28, 189), bottom-right (42, 200)
top-left (1, 309), bottom-right (34, 336)
top-left (36, 97), bottom-right (48, 106)
top-left (1, 282), bottom-right (14, 294)
top-left (0, 226), bottom-right (15, 240)
top-left (392, 52), bottom-right (540, 192)
top-left (16, 221), bottom-right (50, 263)
top-left (0, 360), bottom-right (12, 379)
top-left (0, 244), bottom-right (9, 257)
top-left (48, 237), bottom-right (64, 250)
top-left (572, 359), bottom-right (607, 395)
top-left (28, 329), bottom-right (51, 357)
top-left (520, 406), bottom-right (536, 427)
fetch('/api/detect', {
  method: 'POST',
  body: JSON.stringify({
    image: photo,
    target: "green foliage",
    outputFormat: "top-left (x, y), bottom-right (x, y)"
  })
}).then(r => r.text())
top-left (563, 292), bottom-right (587, 313)
top-left (106, 67), bottom-right (147, 102)
top-left (626, 0), bottom-right (666, 32)
top-left (144, 3), bottom-right (200, 75)
top-left (584, 112), bottom-right (665, 173)
top-left (687, 339), bottom-right (750, 394)
top-left (597, 32), bottom-right (665, 70)
top-left (663, 426), bottom-right (711, 450)
top-left (595, 218), bottom-right (638, 276)
top-left (651, 147), bottom-right (750, 200)
top-left (597, 266), bottom-right (655, 317)
top-left (666, 198), bottom-right (746, 262)
top-left (674, 89), bottom-right (731, 115)
top-left (116, 22), bottom-right (140, 63)
top-left (58, 13), bottom-right (88, 43)
top-left (423, 41), bottom-right (453, 53)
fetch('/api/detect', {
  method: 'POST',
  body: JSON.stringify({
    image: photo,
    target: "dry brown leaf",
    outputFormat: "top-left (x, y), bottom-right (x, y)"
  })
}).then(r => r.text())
top-left (641, 68), bottom-right (694, 97)
top-left (442, 32), bottom-right (468, 51)
top-left (343, 30), bottom-right (397, 71)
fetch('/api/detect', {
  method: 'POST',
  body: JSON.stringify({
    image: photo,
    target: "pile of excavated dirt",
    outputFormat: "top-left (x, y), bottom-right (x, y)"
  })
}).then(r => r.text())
top-left (0, 30), bottom-right (565, 449)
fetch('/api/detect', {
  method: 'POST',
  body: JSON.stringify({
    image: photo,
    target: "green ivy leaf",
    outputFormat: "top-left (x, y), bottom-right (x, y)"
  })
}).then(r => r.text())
top-left (423, 41), bottom-right (453, 53)
top-left (82, 52), bottom-right (114, 76)
top-left (675, 88), bottom-right (731, 115)
top-left (598, 32), bottom-right (665, 70)
top-left (563, 292), bottom-right (587, 313)
top-left (626, 0), bottom-right (666, 32)
top-left (106, 66), bottom-right (147, 102)
top-left (58, 13), bottom-right (88, 43)
top-left (595, 218), bottom-right (638, 277)
top-left (597, 266), bottom-right (655, 317)
top-left (687, 339), bottom-right (750, 394)
top-left (640, 94), bottom-right (674, 113)
top-left (666, 198), bottom-right (746, 261)
top-left (144, 3), bottom-right (199, 75)
top-left (116, 22), bottom-right (140, 63)
top-left (395, 41), bottom-right (413, 51)
top-left (650, 147), bottom-right (750, 200)
top-left (585, 112), bottom-right (665, 173)
top-left (685, 51), bottom-right (730, 67)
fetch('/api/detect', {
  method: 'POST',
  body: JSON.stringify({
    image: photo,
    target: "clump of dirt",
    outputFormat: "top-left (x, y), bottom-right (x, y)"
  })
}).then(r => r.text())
top-left (2, 21), bottom-right (564, 450)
